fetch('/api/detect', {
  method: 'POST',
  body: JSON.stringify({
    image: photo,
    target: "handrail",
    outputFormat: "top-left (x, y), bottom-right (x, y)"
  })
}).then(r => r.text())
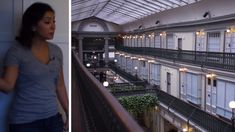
top-left (155, 88), bottom-right (233, 132)
top-left (72, 51), bottom-right (144, 132)
top-left (116, 46), bottom-right (235, 72)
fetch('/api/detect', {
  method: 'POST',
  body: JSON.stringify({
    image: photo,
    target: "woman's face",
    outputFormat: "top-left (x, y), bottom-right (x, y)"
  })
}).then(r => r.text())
top-left (34, 11), bottom-right (55, 40)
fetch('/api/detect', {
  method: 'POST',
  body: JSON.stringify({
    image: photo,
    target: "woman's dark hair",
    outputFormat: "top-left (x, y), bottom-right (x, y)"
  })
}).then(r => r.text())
top-left (15, 2), bottom-right (54, 48)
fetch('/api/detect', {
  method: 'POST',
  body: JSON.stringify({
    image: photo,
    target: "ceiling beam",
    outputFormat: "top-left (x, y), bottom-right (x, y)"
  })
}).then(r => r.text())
top-left (93, 0), bottom-right (110, 16)
top-left (135, 0), bottom-right (161, 12)
top-left (103, 6), bottom-right (139, 19)
top-left (113, 1), bottom-right (149, 15)
top-left (72, 9), bottom-right (93, 16)
top-left (125, 0), bottom-right (155, 12)
top-left (165, 0), bottom-right (181, 6)
top-left (72, 0), bottom-right (91, 5)
top-left (109, 2), bottom-right (145, 16)
top-left (152, 0), bottom-right (174, 8)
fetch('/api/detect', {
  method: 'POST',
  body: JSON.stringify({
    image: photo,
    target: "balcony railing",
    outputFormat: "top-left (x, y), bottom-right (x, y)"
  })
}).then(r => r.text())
top-left (72, 51), bottom-right (144, 132)
top-left (108, 63), bottom-right (147, 86)
top-left (116, 46), bottom-right (235, 72)
top-left (155, 87), bottom-right (233, 132)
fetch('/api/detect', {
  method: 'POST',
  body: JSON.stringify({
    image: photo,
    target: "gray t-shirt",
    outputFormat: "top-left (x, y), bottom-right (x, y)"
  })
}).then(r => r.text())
top-left (4, 42), bottom-right (63, 124)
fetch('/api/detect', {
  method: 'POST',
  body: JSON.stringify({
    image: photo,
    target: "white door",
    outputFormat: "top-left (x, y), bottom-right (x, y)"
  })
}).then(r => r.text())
top-left (167, 72), bottom-right (171, 94)
top-left (196, 33), bottom-right (205, 51)
top-left (178, 38), bottom-right (182, 50)
top-left (206, 77), bottom-right (217, 114)
top-left (160, 35), bottom-right (166, 48)
top-left (166, 34), bottom-right (174, 49)
top-left (225, 32), bottom-right (235, 53)
top-left (155, 35), bottom-right (161, 48)
top-left (180, 72), bottom-right (187, 101)
top-left (207, 32), bottom-right (220, 52)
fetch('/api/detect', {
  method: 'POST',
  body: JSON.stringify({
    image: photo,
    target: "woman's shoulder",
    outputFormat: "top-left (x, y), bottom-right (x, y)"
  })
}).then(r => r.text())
top-left (48, 42), bottom-right (63, 57)
top-left (8, 42), bottom-right (27, 53)
top-left (48, 42), bottom-right (62, 52)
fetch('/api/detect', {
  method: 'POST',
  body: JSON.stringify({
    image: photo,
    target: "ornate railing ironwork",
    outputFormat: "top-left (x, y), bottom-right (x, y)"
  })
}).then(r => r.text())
top-left (116, 46), bottom-right (235, 72)
top-left (155, 88), bottom-right (233, 132)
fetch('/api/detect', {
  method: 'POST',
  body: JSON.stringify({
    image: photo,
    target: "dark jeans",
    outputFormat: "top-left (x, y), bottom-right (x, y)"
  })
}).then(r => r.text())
top-left (9, 113), bottom-right (63, 132)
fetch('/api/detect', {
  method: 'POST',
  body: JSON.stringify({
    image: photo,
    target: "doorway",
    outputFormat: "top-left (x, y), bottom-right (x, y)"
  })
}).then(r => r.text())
top-left (167, 72), bottom-right (171, 94)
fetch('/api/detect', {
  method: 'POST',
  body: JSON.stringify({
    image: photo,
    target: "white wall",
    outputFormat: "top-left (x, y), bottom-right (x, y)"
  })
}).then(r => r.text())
top-left (0, 1), bottom-right (23, 131)
top-left (174, 33), bottom-right (195, 50)
top-left (160, 66), bottom-right (179, 98)
top-left (72, 19), bottom-right (123, 32)
top-left (122, 0), bottom-right (235, 31)
top-left (82, 22), bottom-right (105, 32)
top-left (106, 22), bottom-right (123, 32)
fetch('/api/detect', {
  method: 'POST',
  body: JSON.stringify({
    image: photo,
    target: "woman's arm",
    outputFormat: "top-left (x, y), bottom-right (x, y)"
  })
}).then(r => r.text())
top-left (56, 68), bottom-right (69, 115)
top-left (0, 66), bottom-right (18, 93)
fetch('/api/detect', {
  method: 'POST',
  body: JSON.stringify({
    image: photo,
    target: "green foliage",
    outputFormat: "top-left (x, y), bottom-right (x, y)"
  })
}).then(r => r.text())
top-left (109, 85), bottom-right (144, 92)
top-left (118, 94), bottom-right (158, 117)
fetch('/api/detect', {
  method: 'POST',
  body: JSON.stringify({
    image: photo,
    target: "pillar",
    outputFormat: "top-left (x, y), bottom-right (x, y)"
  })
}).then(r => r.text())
top-left (78, 37), bottom-right (83, 62)
top-left (104, 36), bottom-right (109, 66)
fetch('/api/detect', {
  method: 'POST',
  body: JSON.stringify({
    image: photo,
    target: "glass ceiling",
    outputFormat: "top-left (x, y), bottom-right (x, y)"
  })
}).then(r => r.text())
top-left (72, 0), bottom-right (201, 25)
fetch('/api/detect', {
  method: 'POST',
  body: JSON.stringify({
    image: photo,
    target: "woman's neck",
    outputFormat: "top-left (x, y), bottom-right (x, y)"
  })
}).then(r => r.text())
top-left (31, 37), bottom-right (48, 49)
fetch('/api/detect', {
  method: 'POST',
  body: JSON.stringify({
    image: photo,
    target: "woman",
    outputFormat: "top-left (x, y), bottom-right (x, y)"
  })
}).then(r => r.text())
top-left (0, 2), bottom-right (68, 132)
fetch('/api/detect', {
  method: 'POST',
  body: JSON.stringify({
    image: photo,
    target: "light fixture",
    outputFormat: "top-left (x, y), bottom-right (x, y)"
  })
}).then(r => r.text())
top-left (94, 56), bottom-right (97, 59)
top-left (206, 73), bottom-right (216, 78)
top-left (103, 81), bottom-right (109, 87)
top-left (155, 20), bottom-right (160, 25)
top-left (148, 60), bottom-right (155, 63)
top-left (203, 11), bottom-right (211, 18)
top-left (134, 66), bottom-right (138, 70)
top-left (229, 101), bottom-right (235, 132)
top-left (227, 28), bottom-right (231, 33)
top-left (86, 63), bottom-right (91, 67)
top-left (196, 31), bottom-right (205, 36)
top-left (182, 128), bottom-right (187, 132)
top-left (114, 59), bottom-right (117, 63)
top-left (154, 106), bottom-right (158, 110)
top-left (179, 67), bottom-right (188, 72)
top-left (160, 32), bottom-right (166, 36)
top-left (229, 101), bottom-right (235, 109)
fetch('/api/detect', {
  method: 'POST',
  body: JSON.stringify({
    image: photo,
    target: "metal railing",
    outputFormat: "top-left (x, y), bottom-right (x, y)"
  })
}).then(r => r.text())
top-left (155, 88), bottom-right (233, 132)
top-left (116, 46), bottom-right (235, 72)
top-left (108, 63), bottom-right (147, 86)
top-left (72, 51), bottom-right (144, 132)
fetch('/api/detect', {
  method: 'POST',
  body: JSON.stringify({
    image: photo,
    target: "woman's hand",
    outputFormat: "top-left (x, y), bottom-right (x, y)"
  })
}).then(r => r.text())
top-left (63, 113), bottom-right (69, 131)
top-left (0, 66), bottom-right (18, 93)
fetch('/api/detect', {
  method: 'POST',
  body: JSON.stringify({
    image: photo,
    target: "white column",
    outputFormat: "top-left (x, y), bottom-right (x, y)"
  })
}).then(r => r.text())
top-left (104, 36), bottom-right (109, 66)
top-left (78, 37), bottom-right (83, 62)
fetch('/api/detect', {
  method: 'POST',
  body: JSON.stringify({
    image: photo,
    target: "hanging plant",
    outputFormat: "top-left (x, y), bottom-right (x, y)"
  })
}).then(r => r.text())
top-left (118, 94), bottom-right (158, 119)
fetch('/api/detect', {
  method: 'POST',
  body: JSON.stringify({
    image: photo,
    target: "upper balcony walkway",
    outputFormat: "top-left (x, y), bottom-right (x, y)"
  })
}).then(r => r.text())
top-left (116, 46), bottom-right (235, 72)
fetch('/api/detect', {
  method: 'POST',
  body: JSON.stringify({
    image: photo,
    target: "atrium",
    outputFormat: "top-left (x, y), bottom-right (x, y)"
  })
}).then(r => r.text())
top-left (72, 0), bottom-right (235, 132)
